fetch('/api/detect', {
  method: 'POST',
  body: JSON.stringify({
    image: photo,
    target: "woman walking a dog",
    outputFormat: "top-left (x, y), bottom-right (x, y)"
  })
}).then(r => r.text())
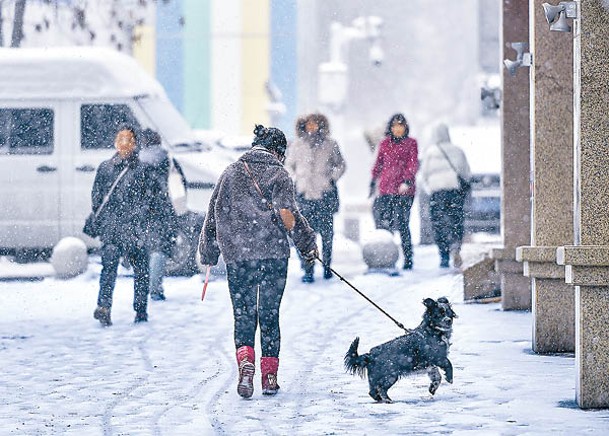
top-left (369, 113), bottom-right (419, 270)
top-left (198, 125), bottom-right (317, 399)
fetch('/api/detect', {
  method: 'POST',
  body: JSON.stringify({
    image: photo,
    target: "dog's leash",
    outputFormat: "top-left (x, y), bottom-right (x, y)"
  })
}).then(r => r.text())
top-left (315, 256), bottom-right (411, 334)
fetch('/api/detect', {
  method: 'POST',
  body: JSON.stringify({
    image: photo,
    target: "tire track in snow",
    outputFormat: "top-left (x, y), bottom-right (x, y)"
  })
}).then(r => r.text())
top-left (99, 278), bottom-right (232, 435)
top-left (205, 342), bottom-right (240, 434)
top-left (149, 292), bottom-right (230, 435)
top-left (100, 326), bottom-right (156, 436)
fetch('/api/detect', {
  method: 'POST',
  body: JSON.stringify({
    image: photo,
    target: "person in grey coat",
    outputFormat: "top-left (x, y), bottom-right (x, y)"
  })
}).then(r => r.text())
top-left (285, 113), bottom-right (346, 282)
top-left (198, 124), bottom-right (317, 399)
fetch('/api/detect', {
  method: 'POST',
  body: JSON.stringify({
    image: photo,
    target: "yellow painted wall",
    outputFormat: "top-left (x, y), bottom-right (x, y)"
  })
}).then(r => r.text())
top-left (241, 0), bottom-right (270, 133)
top-left (133, 25), bottom-right (156, 77)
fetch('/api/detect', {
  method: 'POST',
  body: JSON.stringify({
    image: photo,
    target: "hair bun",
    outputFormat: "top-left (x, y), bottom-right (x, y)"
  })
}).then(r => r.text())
top-left (253, 124), bottom-right (267, 138)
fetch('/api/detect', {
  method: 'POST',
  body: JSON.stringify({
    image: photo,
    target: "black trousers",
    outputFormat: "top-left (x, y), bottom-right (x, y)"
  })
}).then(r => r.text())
top-left (429, 189), bottom-right (465, 258)
top-left (97, 243), bottom-right (150, 314)
top-left (374, 195), bottom-right (414, 266)
top-left (226, 258), bottom-right (288, 358)
top-left (298, 195), bottom-right (334, 272)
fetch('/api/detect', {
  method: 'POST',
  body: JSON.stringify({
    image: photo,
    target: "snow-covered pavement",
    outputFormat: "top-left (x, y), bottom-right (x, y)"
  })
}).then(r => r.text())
top-left (2, 238), bottom-right (609, 435)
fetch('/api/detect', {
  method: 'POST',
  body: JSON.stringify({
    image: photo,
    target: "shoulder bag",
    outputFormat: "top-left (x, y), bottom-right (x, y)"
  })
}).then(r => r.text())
top-left (82, 165), bottom-right (130, 238)
top-left (242, 160), bottom-right (294, 232)
top-left (436, 143), bottom-right (471, 197)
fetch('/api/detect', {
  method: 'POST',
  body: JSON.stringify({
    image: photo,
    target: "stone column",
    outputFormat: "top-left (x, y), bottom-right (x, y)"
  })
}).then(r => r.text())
top-left (490, 0), bottom-right (531, 311)
top-left (557, 0), bottom-right (609, 409)
top-left (514, 0), bottom-right (574, 353)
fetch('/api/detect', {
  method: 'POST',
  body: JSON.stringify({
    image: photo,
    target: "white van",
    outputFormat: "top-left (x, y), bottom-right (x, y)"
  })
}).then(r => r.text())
top-left (0, 47), bottom-right (224, 275)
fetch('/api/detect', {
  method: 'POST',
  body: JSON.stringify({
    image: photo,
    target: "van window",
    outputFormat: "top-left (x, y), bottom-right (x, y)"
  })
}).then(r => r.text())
top-left (0, 108), bottom-right (54, 155)
top-left (81, 104), bottom-right (140, 150)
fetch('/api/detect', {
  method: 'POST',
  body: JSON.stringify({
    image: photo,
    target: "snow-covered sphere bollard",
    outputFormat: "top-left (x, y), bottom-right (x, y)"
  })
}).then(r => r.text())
top-left (361, 229), bottom-right (399, 269)
top-left (50, 237), bottom-right (89, 279)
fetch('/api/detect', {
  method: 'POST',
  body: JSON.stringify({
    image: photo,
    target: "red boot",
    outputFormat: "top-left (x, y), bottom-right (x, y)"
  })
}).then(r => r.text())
top-left (236, 346), bottom-right (255, 398)
top-left (261, 357), bottom-right (280, 395)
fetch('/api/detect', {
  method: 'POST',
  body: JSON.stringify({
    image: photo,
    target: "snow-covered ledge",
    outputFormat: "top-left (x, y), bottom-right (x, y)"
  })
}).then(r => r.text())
top-left (490, 247), bottom-right (531, 310)
top-left (515, 246), bottom-right (564, 279)
top-left (557, 246), bottom-right (609, 286)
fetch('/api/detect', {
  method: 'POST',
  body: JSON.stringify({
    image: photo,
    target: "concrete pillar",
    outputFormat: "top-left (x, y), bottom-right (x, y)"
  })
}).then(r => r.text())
top-left (491, 0), bottom-right (531, 311)
top-left (515, 0), bottom-right (574, 353)
top-left (557, 0), bottom-right (609, 409)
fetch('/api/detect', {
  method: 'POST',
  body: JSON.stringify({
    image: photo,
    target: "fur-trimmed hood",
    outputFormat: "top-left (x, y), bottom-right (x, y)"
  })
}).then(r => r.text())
top-left (295, 113), bottom-right (331, 141)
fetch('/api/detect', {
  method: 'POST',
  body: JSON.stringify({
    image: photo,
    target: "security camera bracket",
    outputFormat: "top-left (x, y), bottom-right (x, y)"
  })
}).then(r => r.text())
top-left (560, 1), bottom-right (577, 18)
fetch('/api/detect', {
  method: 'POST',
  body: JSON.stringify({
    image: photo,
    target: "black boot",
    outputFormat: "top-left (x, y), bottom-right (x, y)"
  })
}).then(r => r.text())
top-left (301, 271), bottom-right (314, 283)
top-left (302, 264), bottom-right (314, 283)
top-left (94, 306), bottom-right (112, 327)
top-left (134, 312), bottom-right (148, 323)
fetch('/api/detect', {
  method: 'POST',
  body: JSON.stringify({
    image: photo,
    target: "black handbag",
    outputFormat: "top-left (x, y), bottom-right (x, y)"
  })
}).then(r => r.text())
top-left (458, 175), bottom-right (472, 197)
top-left (82, 212), bottom-right (99, 238)
top-left (82, 165), bottom-right (130, 238)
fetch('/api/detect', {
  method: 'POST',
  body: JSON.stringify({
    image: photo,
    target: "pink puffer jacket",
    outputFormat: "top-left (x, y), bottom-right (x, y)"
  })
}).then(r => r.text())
top-left (371, 136), bottom-right (419, 196)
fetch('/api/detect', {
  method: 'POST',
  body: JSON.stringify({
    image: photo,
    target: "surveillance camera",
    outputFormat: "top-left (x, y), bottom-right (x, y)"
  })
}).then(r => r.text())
top-left (369, 43), bottom-right (384, 67)
top-left (542, 1), bottom-right (577, 32)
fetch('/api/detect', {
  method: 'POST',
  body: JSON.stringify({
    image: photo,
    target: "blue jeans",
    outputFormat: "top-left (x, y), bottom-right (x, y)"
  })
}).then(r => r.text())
top-left (149, 251), bottom-right (167, 296)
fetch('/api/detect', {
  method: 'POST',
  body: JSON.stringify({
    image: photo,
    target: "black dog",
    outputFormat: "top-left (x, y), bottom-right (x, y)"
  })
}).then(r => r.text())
top-left (345, 297), bottom-right (457, 403)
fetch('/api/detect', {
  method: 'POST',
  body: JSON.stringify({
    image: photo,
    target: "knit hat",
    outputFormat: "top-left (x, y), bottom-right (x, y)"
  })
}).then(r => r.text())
top-left (252, 124), bottom-right (287, 156)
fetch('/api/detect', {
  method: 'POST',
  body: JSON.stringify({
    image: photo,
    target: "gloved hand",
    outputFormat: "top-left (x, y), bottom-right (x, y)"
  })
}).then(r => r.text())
top-left (398, 180), bottom-right (412, 195)
top-left (368, 180), bottom-right (377, 198)
top-left (197, 249), bottom-right (219, 269)
top-left (303, 248), bottom-right (319, 265)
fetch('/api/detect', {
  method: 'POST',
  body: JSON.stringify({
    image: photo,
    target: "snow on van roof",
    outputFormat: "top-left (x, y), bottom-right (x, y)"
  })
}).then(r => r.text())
top-left (0, 47), bottom-right (166, 100)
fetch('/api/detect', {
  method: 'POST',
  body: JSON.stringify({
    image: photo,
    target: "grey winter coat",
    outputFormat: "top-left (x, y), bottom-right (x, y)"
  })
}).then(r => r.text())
top-left (198, 148), bottom-right (317, 265)
top-left (285, 135), bottom-right (346, 201)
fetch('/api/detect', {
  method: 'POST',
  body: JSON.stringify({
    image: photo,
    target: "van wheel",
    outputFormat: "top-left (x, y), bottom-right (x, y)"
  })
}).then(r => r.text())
top-left (165, 212), bottom-right (204, 276)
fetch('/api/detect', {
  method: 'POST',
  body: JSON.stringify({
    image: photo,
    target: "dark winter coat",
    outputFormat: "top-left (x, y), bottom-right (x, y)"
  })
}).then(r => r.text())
top-left (371, 135), bottom-right (419, 196)
top-left (91, 152), bottom-right (176, 253)
top-left (198, 148), bottom-right (316, 265)
top-left (138, 146), bottom-right (180, 256)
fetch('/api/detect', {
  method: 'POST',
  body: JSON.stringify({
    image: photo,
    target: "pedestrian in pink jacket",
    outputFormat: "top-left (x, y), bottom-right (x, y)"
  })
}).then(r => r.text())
top-left (369, 113), bottom-right (419, 269)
